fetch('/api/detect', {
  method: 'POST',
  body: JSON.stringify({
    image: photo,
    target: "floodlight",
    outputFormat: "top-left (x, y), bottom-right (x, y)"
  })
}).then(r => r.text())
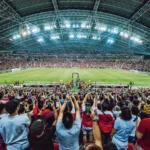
top-left (86, 25), bottom-right (91, 29)
top-left (77, 34), bottom-right (82, 38)
top-left (77, 34), bottom-right (87, 39)
top-left (22, 31), bottom-right (27, 37)
top-left (130, 37), bottom-right (143, 44)
top-left (69, 34), bottom-right (75, 38)
top-left (31, 28), bottom-right (40, 33)
top-left (92, 36), bottom-right (97, 40)
top-left (51, 35), bottom-right (60, 40)
top-left (81, 24), bottom-right (86, 28)
top-left (37, 37), bottom-right (44, 42)
top-left (13, 35), bottom-right (17, 40)
top-left (107, 38), bottom-right (114, 44)
top-left (100, 26), bottom-right (107, 31)
top-left (123, 33), bottom-right (129, 38)
top-left (120, 32), bottom-right (124, 36)
top-left (13, 35), bottom-right (20, 40)
top-left (44, 26), bottom-right (52, 31)
top-left (111, 28), bottom-right (119, 34)
top-left (65, 23), bottom-right (71, 28)
top-left (120, 32), bottom-right (129, 38)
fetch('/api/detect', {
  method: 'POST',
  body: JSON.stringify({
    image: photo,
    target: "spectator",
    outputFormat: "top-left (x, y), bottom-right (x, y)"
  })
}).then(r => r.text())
top-left (56, 95), bottom-right (81, 150)
top-left (85, 108), bottom-right (102, 150)
top-left (129, 106), bottom-right (141, 144)
top-left (28, 103), bottom-right (57, 150)
top-left (96, 98), bottom-right (115, 146)
top-left (60, 94), bottom-right (66, 105)
top-left (33, 100), bottom-right (50, 118)
top-left (82, 93), bottom-right (93, 148)
top-left (112, 106), bottom-right (135, 150)
top-left (135, 117), bottom-right (150, 150)
top-left (0, 104), bottom-right (7, 150)
top-left (0, 99), bottom-right (30, 150)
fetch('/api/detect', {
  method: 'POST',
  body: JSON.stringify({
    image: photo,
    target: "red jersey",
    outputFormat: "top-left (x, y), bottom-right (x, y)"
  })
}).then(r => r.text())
top-left (137, 118), bottom-right (150, 150)
top-left (33, 105), bottom-right (50, 117)
top-left (82, 105), bottom-right (92, 128)
top-left (96, 109), bottom-right (114, 133)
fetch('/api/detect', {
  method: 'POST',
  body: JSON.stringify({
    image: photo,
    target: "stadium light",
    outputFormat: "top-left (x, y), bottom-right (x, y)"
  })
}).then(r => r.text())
top-left (13, 34), bottom-right (21, 40)
top-left (130, 37), bottom-right (143, 44)
top-left (111, 28), bottom-right (119, 34)
top-left (95, 24), bottom-right (107, 31)
top-left (120, 32), bottom-right (129, 38)
top-left (22, 31), bottom-right (27, 37)
top-left (65, 23), bottom-right (71, 28)
top-left (92, 36), bottom-right (97, 40)
top-left (51, 35), bottom-right (60, 40)
top-left (107, 38), bottom-right (114, 44)
top-left (44, 25), bottom-right (53, 31)
top-left (12, 35), bottom-right (17, 40)
top-left (72, 24), bottom-right (76, 28)
top-left (64, 21), bottom-right (70, 28)
top-left (37, 37), bottom-right (44, 42)
top-left (69, 34), bottom-right (75, 38)
top-left (77, 34), bottom-right (87, 39)
top-left (31, 27), bottom-right (40, 33)
top-left (86, 25), bottom-right (91, 29)
top-left (123, 33), bottom-right (129, 38)
top-left (81, 24), bottom-right (86, 28)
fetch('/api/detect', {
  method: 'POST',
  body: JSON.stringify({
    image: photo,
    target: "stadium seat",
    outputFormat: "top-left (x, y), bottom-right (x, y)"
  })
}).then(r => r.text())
top-left (127, 143), bottom-right (134, 150)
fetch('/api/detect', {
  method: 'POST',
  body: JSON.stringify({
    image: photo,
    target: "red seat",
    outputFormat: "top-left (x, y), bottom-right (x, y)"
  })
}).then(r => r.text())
top-left (127, 143), bottom-right (134, 150)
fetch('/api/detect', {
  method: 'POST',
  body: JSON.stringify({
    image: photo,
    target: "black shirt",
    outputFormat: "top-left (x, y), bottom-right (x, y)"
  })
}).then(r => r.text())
top-left (28, 125), bottom-right (56, 150)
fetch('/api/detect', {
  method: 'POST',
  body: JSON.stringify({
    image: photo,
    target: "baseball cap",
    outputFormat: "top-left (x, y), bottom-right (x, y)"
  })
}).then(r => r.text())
top-left (30, 119), bottom-right (45, 136)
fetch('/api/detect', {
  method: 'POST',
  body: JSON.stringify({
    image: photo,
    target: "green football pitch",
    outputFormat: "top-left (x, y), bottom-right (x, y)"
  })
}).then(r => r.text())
top-left (0, 68), bottom-right (149, 86)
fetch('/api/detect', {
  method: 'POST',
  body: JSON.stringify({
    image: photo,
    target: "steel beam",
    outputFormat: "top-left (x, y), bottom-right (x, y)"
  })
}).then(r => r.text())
top-left (0, 0), bottom-right (22, 23)
top-left (130, 0), bottom-right (150, 24)
top-left (0, 10), bottom-right (150, 38)
top-left (0, 0), bottom-right (62, 50)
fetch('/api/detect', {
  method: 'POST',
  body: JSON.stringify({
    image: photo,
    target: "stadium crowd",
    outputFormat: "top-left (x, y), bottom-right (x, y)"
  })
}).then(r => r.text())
top-left (0, 54), bottom-right (150, 71)
top-left (0, 82), bottom-right (150, 150)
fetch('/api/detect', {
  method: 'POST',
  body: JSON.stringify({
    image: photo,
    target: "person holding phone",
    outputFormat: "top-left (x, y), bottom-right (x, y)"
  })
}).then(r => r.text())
top-left (56, 94), bottom-right (81, 150)
top-left (82, 93), bottom-right (93, 149)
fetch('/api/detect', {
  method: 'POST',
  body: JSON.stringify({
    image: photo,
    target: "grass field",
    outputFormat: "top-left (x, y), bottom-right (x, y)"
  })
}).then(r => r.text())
top-left (0, 68), bottom-right (149, 86)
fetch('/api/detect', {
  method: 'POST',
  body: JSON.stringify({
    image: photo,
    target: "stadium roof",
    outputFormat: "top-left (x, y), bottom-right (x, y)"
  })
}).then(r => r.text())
top-left (0, 0), bottom-right (150, 55)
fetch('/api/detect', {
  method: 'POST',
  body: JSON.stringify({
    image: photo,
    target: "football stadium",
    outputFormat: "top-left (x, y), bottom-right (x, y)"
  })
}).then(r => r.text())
top-left (0, 0), bottom-right (150, 150)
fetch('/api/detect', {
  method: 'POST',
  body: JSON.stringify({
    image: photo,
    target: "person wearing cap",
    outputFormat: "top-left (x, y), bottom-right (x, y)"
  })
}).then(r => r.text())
top-left (0, 99), bottom-right (31, 150)
top-left (28, 103), bottom-right (57, 150)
